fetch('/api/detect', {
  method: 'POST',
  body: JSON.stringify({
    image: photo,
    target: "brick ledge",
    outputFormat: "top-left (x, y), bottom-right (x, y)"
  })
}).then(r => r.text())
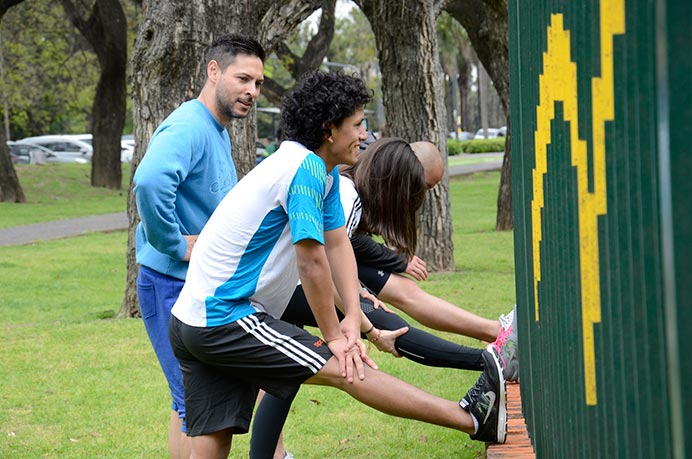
top-left (486, 383), bottom-right (535, 459)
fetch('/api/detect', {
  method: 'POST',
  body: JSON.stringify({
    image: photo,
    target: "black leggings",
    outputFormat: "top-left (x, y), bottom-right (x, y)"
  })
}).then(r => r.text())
top-left (282, 286), bottom-right (485, 370)
top-left (249, 286), bottom-right (484, 458)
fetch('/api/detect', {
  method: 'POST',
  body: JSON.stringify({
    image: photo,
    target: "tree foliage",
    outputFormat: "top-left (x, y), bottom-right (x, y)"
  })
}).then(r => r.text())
top-left (328, 7), bottom-right (376, 71)
top-left (1, 0), bottom-right (98, 139)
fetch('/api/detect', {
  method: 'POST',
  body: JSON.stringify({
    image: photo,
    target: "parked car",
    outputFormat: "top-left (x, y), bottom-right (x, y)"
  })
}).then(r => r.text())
top-left (121, 134), bottom-right (135, 163)
top-left (7, 140), bottom-right (89, 164)
top-left (18, 135), bottom-right (93, 161)
top-left (121, 134), bottom-right (134, 148)
top-left (8, 141), bottom-right (36, 164)
top-left (65, 133), bottom-right (93, 145)
top-left (120, 144), bottom-right (134, 163)
top-left (448, 131), bottom-right (474, 141)
top-left (65, 133), bottom-right (135, 162)
top-left (474, 128), bottom-right (501, 139)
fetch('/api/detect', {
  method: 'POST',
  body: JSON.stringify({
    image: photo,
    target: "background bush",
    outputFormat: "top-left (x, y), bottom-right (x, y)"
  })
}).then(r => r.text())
top-left (447, 137), bottom-right (506, 155)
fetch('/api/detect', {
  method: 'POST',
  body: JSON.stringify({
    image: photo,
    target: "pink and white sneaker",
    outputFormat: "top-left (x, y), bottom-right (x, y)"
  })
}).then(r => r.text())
top-left (492, 305), bottom-right (519, 382)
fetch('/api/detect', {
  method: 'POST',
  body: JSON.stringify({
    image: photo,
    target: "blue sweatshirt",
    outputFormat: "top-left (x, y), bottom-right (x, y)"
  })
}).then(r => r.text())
top-left (134, 99), bottom-right (237, 280)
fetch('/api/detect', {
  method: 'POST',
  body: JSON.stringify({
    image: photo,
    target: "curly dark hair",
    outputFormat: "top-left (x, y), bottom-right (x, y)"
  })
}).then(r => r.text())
top-left (281, 70), bottom-right (373, 151)
top-left (341, 137), bottom-right (426, 259)
top-left (206, 34), bottom-right (265, 71)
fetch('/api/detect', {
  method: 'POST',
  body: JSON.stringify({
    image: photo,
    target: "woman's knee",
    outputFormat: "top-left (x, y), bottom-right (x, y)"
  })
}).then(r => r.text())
top-left (382, 278), bottom-right (425, 308)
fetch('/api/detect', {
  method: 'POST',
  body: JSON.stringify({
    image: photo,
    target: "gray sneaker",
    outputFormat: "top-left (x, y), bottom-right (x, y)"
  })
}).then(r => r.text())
top-left (460, 345), bottom-right (507, 443)
top-left (494, 305), bottom-right (519, 382)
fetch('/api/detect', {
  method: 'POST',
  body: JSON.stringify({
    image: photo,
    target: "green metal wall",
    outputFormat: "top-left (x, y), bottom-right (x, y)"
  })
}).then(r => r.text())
top-left (509, 0), bottom-right (691, 457)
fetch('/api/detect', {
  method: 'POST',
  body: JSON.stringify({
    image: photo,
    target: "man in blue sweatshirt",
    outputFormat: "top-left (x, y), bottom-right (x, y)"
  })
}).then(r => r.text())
top-left (133, 34), bottom-right (264, 459)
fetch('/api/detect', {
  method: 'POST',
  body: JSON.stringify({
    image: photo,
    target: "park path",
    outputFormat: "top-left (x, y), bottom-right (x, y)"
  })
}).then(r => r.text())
top-left (0, 154), bottom-right (502, 247)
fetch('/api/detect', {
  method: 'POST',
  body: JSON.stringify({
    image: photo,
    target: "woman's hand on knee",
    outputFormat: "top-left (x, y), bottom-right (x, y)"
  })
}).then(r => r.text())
top-left (369, 327), bottom-right (409, 357)
top-left (404, 256), bottom-right (428, 281)
top-left (359, 287), bottom-right (391, 312)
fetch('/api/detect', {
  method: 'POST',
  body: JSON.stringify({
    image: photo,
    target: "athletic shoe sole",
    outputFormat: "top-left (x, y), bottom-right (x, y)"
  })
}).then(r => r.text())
top-left (486, 344), bottom-right (508, 443)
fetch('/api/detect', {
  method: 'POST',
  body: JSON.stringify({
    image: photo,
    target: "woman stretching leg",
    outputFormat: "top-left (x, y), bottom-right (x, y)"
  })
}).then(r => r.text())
top-left (250, 285), bottom-right (487, 459)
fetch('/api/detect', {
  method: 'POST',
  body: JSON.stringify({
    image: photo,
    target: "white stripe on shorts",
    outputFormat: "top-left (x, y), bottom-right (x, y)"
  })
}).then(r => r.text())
top-left (238, 315), bottom-right (328, 374)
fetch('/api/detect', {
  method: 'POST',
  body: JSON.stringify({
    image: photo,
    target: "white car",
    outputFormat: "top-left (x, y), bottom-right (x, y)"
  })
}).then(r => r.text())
top-left (120, 143), bottom-right (134, 163)
top-left (65, 133), bottom-right (93, 145)
top-left (474, 128), bottom-right (500, 139)
top-left (70, 133), bottom-right (134, 162)
top-left (18, 135), bottom-right (93, 161)
top-left (448, 131), bottom-right (474, 141)
top-left (8, 140), bottom-right (89, 164)
top-left (121, 134), bottom-right (135, 163)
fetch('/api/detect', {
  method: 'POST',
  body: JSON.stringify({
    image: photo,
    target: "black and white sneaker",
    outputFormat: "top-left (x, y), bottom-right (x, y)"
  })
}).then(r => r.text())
top-left (459, 344), bottom-right (507, 443)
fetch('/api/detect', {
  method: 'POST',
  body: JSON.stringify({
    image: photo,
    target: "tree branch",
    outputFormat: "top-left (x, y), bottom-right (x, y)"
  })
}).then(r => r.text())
top-left (258, 76), bottom-right (289, 106)
top-left (444, 0), bottom-right (509, 113)
top-left (261, 0), bottom-right (337, 104)
top-left (295, 0), bottom-right (335, 75)
top-left (0, 0), bottom-right (23, 18)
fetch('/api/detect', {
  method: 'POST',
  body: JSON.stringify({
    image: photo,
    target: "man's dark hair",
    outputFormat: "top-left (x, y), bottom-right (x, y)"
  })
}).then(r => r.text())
top-left (206, 34), bottom-right (265, 70)
top-left (281, 70), bottom-right (373, 151)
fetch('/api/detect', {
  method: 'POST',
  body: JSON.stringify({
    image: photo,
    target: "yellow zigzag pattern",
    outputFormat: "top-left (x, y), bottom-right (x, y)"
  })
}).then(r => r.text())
top-left (531, 1), bottom-right (625, 405)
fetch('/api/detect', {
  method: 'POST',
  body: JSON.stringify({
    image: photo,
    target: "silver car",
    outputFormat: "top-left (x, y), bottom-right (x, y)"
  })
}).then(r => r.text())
top-left (18, 135), bottom-right (93, 161)
top-left (8, 140), bottom-right (89, 164)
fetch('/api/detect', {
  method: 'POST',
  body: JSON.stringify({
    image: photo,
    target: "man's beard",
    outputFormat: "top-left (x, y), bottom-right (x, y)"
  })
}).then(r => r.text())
top-left (220, 99), bottom-right (250, 120)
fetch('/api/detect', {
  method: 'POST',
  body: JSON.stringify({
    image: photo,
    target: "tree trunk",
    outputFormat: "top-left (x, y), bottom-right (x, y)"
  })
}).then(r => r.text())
top-left (60, 0), bottom-right (127, 190)
top-left (89, 0), bottom-right (127, 189)
top-left (120, 0), bottom-right (323, 317)
top-left (496, 120), bottom-right (512, 230)
top-left (445, 0), bottom-right (513, 230)
top-left (478, 60), bottom-right (489, 135)
top-left (0, 0), bottom-right (26, 202)
top-left (458, 44), bottom-right (475, 131)
top-left (0, 127), bottom-right (25, 202)
top-left (356, 0), bottom-right (454, 272)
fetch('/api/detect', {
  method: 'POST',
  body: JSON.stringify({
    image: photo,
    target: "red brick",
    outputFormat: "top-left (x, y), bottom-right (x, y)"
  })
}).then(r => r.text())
top-left (486, 382), bottom-right (535, 459)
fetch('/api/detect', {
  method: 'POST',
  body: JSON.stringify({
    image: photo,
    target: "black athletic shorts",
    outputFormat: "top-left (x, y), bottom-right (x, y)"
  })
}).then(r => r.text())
top-left (169, 313), bottom-right (333, 436)
top-left (357, 263), bottom-right (391, 294)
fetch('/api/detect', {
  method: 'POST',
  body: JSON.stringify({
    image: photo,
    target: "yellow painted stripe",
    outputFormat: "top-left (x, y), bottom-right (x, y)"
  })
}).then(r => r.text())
top-left (531, 1), bottom-right (625, 405)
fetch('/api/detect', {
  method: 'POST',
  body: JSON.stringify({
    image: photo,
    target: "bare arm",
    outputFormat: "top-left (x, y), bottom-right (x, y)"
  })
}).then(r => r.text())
top-left (324, 226), bottom-right (362, 341)
top-left (182, 235), bottom-right (198, 261)
top-left (295, 237), bottom-right (368, 382)
top-left (295, 238), bottom-right (343, 344)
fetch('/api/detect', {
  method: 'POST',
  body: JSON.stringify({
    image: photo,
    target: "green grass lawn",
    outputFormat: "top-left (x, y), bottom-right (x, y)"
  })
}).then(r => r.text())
top-left (447, 154), bottom-right (502, 168)
top-left (0, 166), bottom-right (513, 458)
top-left (0, 163), bottom-right (130, 228)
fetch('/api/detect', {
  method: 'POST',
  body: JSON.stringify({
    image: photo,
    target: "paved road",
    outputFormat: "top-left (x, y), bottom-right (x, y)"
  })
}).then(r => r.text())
top-left (0, 153), bottom-right (503, 247)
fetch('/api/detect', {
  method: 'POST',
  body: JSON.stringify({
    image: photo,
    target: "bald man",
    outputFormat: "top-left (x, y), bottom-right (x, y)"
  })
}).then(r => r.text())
top-left (411, 141), bottom-right (444, 189)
